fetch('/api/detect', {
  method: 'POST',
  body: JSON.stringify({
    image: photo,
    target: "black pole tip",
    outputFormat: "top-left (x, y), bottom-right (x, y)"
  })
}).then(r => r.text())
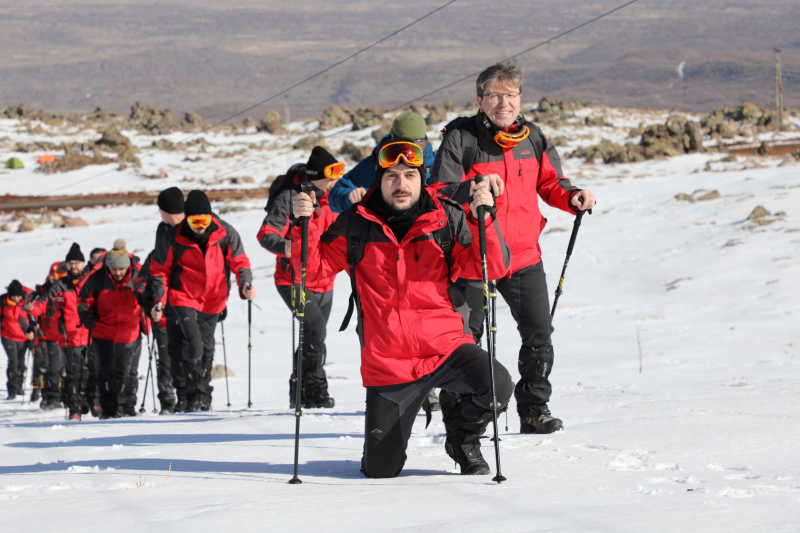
top-left (138, 407), bottom-right (145, 414)
top-left (493, 474), bottom-right (507, 484)
top-left (289, 478), bottom-right (302, 485)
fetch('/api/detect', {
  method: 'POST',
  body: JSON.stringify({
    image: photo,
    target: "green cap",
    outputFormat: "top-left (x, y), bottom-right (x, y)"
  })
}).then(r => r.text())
top-left (391, 112), bottom-right (427, 140)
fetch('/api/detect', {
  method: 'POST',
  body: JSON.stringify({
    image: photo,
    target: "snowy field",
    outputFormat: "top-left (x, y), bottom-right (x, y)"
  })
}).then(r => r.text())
top-left (1, 112), bottom-right (799, 531)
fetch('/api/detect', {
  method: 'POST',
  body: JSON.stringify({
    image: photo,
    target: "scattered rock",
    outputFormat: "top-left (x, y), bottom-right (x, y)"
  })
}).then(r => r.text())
top-left (424, 104), bottom-right (447, 126)
top-left (257, 111), bottom-right (285, 135)
top-left (778, 156), bottom-right (796, 167)
top-left (338, 141), bottom-right (371, 163)
top-left (675, 190), bottom-right (721, 202)
top-left (142, 170), bottom-right (168, 179)
top-left (62, 216), bottom-right (89, 227)
top-left (184, 111), bottom-right (204, 129)
top-left (294, 135), bottom-right (324, 150)
top-left (756, 141), bottom-right (772, 156)
top-left (0, 223), bottom-right (11, 232)
top-left (318, 106), bottom-right (355, 130)
top-left (17, 221), bottom-right (38, 232)
top-left (151, 139), bottom-right (175, 150)
top-left (228, 176), bottom-right (255, 185)
top-left (371, 123), bottom-right (392, 143)
top-left (95, 127), bottom-right (132, 154)
top-left (353, 107), bottom-right (386, 130)
top-left (747, 206), bottom-right (770, 220)
top-left (117, 148), bottom-right (141, 169)
top-left (723, 239), bottom-right (743, 247)
top-left (219, 205), bottom-right (248, 214)
top-left (210, 364), bottom-right (235, 380)
top-left (40, 152), bottom-right (115, 174)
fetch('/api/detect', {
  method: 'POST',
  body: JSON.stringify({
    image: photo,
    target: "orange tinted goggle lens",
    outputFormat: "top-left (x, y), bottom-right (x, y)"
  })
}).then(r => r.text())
top-left (187, 215), bottom-right (212, 229)
top-left (494, 125), bottom-right (530, 148)
top-left (378, 142), bottom-right (424, 168)
top-left (324, 161), bottom-right (345, 179)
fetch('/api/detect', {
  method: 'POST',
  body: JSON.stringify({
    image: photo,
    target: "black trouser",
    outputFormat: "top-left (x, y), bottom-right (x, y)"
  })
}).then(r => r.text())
top-left (459, 262), bottom-right (555, 418)
top-left (62, 345), bottom-right (90, 415)
top-left (2, 337), bottom-right (29, 396)
top-left (164, 317), bottom-right (186, 403)
top-left (362, 343), bottom-right (513, 479)
top-left (40, 340), bottom-right (63, 404)
top-left (30, 342), bottom-right (43, 395)
top-left (94, 338), bottom-right (138, 417)
top-left (154, 323), bottom-right (179, 405)
top-left (124, 336), bottom-right (142, 410)
top-left (174, 306), bottom-right (219, 402)
top-left (277, 285), bottom-right (333, 401)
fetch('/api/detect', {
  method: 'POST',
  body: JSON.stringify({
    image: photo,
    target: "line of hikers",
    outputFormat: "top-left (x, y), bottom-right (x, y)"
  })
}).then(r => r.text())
top-left (2, 60), bottom-right (595, 477)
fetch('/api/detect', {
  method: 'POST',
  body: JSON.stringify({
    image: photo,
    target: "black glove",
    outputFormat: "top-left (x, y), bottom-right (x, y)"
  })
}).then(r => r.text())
top-left (219, 308), bottom-right (227, 322)
top-left (82, 315), bottom-right (97, 330)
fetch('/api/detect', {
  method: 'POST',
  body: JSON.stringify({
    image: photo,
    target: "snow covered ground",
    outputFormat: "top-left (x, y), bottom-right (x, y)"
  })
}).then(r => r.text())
top-left (1, 110), bottom-right (799, 531)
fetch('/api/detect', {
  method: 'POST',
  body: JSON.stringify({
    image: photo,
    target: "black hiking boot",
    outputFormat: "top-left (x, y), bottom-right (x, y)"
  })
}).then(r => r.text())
top-left (304, 395), bottom-right (335, 409)
top-left (159, 401), bottom-right (176, 415)
top-left (31, 388), bottom-right (41, 402)
top-left (184, 398), bottom-right (201, 413)
top-left (520, 405), bottom-right (564, 434)
top-left (445, 438), bottom-right (490, 475)
top-left (174, 397), bottom-right (187, 413)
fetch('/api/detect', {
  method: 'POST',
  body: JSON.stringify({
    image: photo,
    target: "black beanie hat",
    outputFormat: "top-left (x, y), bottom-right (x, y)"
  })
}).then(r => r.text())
top-left (304, 146), bottom-right (338, 180)
top-left (158, 187), bottom-right (185, 214)
top-left (7, 279), bottom-right (24, 297)
top-left (374, 137), bottom-right (423, 186)
top-left (65, 242), bottom-right (85, 262)
top-left (184, 190), bottom-right (212, 216)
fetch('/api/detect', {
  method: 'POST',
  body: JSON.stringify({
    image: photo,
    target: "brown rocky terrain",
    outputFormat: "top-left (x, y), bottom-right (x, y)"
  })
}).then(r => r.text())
top-left (1, 1), bottom-right (798, 120)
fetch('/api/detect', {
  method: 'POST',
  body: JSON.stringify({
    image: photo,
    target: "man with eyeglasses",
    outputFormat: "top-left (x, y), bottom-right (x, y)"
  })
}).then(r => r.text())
top-left (430, 59), bottom-right (596, 435)
top-left (149, 190), bottom-right (255, 412)
top-left (257, 146), bottom-right (342, 409)
top-left (291, 137), bottom-right (513, 477)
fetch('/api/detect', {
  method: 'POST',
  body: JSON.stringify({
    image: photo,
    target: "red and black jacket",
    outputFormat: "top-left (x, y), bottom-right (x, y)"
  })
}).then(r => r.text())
top-left (1, 287), bottom-right (42, 342)
top-left (291, 187), bottom-right (510, 387)
top-left (78, 261), bottom-right (145, 344)
top-left (149, 215), bottom-right (253, 315)
top-left (47, 274), bottom-right (90, 348)
top-left (257, 182), bottom-right (338, 292)
top-left (430, 112), bottom-right (580, 275)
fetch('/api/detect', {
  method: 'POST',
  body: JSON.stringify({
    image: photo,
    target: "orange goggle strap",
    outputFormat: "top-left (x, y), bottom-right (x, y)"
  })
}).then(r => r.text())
top-left (187, 214), bottom-right (212, 228)
top-left (378, 141), bottom-right (424, 168)
top-left (323, 161), bottom-right (345, 179)
top-left (493, 125), bottom-right (531, 149)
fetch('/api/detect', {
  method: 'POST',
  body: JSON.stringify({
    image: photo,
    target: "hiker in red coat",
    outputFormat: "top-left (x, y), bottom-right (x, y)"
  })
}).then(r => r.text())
top-left (1, 280), bottom-right (42, 400)
top-left (47, 243), bottom-right (95, 419)
top-left (429, 60), bottom-right (597, 434)
top-left (36, 262), bottom-right (68, 409)
top-left (79, 240), bottom-right (145, 419)
top-left (291, 138), bottom-right (514, 477)
top-left (149, 190), bottom-right (256, 412)
top-left (257, 146), bottom-right (341, 408)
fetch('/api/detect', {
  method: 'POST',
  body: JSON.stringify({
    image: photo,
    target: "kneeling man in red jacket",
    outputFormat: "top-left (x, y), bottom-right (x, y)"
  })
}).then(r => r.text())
top-left (292, 138), bottom-right (514, 477)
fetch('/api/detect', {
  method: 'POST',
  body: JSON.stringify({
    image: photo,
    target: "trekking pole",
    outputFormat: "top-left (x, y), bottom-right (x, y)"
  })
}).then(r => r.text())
top-left (21, 342), bottom-right (32, 405)
top-left (149, 322), bottom-right (158, 414)
top-left (247, 297), bottom-right (253, 408)
top-left (473, 175), bottom-right (506, 484)
top-left (290, 181), bottom-right (313, 485)
top-left (221, 320), bottom-right (231, 408)
top-left (139, 319), bottom-right (157, 414)
top-left (550, 198), bottom-right (592, 319)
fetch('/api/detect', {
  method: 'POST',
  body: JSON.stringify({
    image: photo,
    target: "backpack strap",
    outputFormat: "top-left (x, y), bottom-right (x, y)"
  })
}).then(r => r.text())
top-left (457, 116), bottom-right (545, 176)
top-left (339, 213), bottom-right (369, 332)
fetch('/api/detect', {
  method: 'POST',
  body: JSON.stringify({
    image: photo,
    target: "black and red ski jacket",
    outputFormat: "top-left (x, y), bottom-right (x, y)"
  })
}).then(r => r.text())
top-left (430, 112), bottom-right (580, 275)
top-left (149, 215), bottom-right (253, 315)
top-left (291, 187), bottom-right (510, 387)
top-left (257, 183), bottom-right (338, 292)
top-left (47, 273), bottom-right (90, 348)
top-left (1, 287), bottom-right (42, 342)
top-left (78, 262), bottom-right (145, 344)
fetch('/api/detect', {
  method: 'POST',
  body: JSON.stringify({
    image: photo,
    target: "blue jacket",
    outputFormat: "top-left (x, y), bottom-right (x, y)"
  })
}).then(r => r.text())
top-left (328, 135), bottom-right (436, 213)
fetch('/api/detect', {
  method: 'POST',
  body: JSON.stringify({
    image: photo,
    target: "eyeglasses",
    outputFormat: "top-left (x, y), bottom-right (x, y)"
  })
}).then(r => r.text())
top-left (481, 91), bottom-right (521, 103)
top-left (323, 161), bottom-right (345, 179)
top-left (187, 214), bottom-right (212, 230)
top-left (493, 125), bottom-right (530, 149)
top-left (378, 142), bottom-right (424, 168)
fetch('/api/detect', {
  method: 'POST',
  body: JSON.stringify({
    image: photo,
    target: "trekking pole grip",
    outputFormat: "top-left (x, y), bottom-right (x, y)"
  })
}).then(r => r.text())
top-left (473, 175), bottom-right (487, 256)
top-left (300, 182), bottom-right (313, 263)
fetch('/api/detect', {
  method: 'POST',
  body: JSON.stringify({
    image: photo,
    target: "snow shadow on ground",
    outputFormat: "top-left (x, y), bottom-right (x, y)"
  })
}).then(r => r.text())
top-left (0, 458), bottom-right (442, 480)
top-left (6, 431), bottom-right (362, 448)
top-left (0, 416), bottom-right (227, 429)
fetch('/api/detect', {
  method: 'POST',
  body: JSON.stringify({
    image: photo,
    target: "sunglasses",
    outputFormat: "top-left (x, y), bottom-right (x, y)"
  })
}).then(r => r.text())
top-left (324, 161), bottom-right (345, 179)
top-left (493, 125), bottom-right (531, 149)
top-left (378, 141), bottom-right (424, 168)
top-left (187, 214), bottom-right (212, 230)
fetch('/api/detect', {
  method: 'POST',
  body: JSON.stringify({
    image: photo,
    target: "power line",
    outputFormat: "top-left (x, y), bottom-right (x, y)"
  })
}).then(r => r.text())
top-left (43, 0), bottom-right (458, 195)
top-left (211, 0), bottom-right (645, 180)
